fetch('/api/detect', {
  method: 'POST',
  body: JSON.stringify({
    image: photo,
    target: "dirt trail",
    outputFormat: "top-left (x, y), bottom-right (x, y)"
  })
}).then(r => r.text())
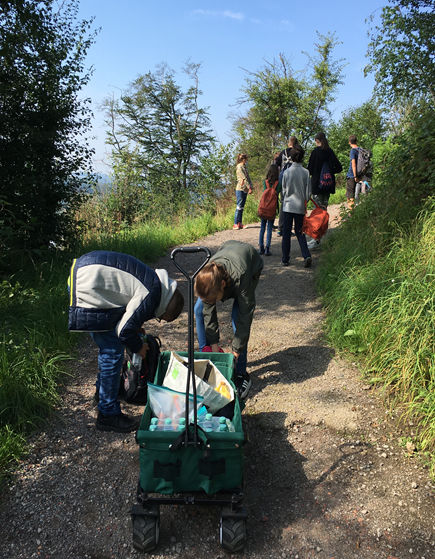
top-left (0, 206), bottom-right (434, 559)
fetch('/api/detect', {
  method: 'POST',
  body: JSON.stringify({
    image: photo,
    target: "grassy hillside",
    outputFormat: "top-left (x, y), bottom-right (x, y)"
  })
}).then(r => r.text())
top-left (316, 109), bottom-right (435, 476)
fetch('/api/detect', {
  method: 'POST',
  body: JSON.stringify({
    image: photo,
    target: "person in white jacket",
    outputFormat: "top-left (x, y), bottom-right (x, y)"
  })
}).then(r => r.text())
top-left (280, 148), bottom-right (312, 268)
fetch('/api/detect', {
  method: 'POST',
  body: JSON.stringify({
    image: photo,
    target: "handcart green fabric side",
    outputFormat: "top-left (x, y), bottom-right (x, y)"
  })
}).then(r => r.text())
top-left (137, 351), bottom-right (245, 495)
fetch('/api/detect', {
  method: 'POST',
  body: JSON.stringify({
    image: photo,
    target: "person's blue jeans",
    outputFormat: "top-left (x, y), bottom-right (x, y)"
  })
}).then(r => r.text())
top-left (234, 190), bottom-right (247, 225)
top-left (281, 211), bottom-right (311, 263)
top-left (259, 218), bottom-right (273, 250)
top-left (90, 330), bottom-right (124, 416)
top-left (194, 297), bottom-right (247, 377)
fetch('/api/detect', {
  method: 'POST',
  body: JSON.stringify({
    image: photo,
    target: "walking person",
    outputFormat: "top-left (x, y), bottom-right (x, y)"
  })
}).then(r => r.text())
top-left (68, 250), bottom-right (184, 432)
top-left (234, 153), bottom-right (253, 230)
top-left (194, 240), bottom-right (263, 399)
top-left (280, 147), bottom-right (312, 268)
top-left (307, 132), bottom-right (342, 249)
top-left (258, 163), bottom-right (281, 256)
top-left (346, 134), bottom-right (360, 210)
top-left (275, 136), bottom-right (302, 236)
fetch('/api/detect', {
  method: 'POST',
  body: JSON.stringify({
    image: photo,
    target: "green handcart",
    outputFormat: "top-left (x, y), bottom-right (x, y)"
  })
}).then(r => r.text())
top-left (131, 247), bottom-right (247, 553)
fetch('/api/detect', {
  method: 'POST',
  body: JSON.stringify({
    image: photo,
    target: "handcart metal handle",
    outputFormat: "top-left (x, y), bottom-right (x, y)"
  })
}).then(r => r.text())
top-left (171, 247), bottom-right (211, 446)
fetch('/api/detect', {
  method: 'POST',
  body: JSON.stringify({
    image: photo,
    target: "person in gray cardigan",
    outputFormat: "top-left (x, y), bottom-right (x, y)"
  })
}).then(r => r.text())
top-left (280, 148), bottom-right (312, 268)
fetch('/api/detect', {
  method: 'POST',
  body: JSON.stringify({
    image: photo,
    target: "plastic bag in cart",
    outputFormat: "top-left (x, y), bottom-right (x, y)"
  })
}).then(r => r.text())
top-left (147, 382), bottom-right (204, 423)
top-left (163, 351), bottom-right (234, 414)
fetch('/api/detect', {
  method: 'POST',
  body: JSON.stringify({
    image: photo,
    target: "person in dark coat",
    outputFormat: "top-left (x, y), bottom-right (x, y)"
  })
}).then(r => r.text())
top-left (307, 132), bottom-right (342, 249)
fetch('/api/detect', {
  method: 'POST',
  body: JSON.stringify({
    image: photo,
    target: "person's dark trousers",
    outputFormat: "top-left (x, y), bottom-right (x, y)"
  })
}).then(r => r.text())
top-left (281, 211), bottom-right (311, 263)
top-left (278, 193), bottom-right (284, 232)
top-left (234, 190), bottom-right (247, 225)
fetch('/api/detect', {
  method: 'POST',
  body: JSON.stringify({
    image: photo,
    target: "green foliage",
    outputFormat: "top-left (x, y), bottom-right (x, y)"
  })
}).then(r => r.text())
top-left (233, 33), bottom-right (344, 179)
top-left (102, 62), bottom-right (218, 225)
top-left (365, 0), bottom-right (435, 105)
top-left (317, 107), bottom-right (435, 475)
top-left (0, 0), bottom-right (98, 271)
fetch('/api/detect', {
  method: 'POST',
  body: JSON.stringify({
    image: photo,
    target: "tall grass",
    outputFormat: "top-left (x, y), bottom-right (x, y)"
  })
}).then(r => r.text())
top-left (316, 108), bottom-right (435, 477)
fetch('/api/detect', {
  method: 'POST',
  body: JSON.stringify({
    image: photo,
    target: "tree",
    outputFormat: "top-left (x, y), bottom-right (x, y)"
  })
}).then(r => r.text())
top-left (233, 33), bottom-right (344, 177)
top-left (0, 0), bottom-right (97, 267)
top-left (104, 62), bottom-right (216, 221)
top-left (365, 0), bottom-right (435, 105)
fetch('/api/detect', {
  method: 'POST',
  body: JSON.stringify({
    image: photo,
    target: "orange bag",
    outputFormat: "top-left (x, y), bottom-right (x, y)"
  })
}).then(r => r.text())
top-left (302, 198), bottom-right (329, 240)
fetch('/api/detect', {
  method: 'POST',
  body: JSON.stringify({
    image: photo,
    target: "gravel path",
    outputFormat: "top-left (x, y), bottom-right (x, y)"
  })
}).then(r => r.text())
top-left (0, 205), bottom-right (434, 559)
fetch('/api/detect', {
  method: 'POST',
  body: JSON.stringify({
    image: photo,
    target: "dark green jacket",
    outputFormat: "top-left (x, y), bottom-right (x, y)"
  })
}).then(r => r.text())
top-left (202, 240), bottom-right (263, 353)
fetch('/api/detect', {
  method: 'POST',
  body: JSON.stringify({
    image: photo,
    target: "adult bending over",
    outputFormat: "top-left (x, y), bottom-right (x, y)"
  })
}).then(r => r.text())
top-left (194, 240), bottom-right (263, 399)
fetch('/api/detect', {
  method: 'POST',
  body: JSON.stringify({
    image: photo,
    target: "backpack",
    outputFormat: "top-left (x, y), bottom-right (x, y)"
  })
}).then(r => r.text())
top-left (356, 147), bottom-right (373, 178)
top-left (257, 180), bottom-right (278, 220)
top-left (119, 333), bottom-right (161, 404)
top-left (281, 148), bottom-right (292, 171)
top-left (319, 161), bottom-right (335, 191)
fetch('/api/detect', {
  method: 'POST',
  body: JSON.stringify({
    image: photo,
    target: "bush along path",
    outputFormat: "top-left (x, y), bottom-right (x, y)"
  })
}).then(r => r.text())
top-left (0, 206), bottom-right (433, 559)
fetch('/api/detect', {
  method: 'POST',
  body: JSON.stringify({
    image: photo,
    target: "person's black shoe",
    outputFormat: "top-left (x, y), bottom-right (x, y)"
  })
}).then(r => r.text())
top-left (281, 260), bottom-right (289, 267)
top-left (234, 374), bottom-right (252, 399)
top-left (259, 246), bottom-right (265, 255)
top-left (96, 412), bottom-right (139, 433)
top-left (93, 389), bottom-right (99, 406)
top-left (304, 257), bottom-right (312, 268)
top-left (265, 247), bottom-right (272, 256)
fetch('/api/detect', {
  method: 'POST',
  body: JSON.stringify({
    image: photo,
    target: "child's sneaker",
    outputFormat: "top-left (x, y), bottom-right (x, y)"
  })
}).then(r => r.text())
top-left (265, 247), bottom-right (271, 256)
top-left (232, 224), bottom-right (239, 230)
top-left (259, 246), bottom-right (265, 255)
top-left (234, 373), bottom-right (252, 399)
top-left (96, 412), bottom-right (139, 433)
top-left (238, 223), bottom-right (244, 229)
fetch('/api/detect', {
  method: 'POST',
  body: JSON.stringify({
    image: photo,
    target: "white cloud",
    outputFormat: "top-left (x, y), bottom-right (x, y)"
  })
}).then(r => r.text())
top-left (192, 9), bottom-right (245, 21)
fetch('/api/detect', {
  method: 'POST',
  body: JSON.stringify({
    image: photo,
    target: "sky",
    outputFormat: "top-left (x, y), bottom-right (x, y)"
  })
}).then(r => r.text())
top-left (76, 0), bottom-right (385, 173)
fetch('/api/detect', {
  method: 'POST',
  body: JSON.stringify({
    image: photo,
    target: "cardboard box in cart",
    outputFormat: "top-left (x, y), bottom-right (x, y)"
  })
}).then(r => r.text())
top-left (136, 351), bottom-right (245, 495)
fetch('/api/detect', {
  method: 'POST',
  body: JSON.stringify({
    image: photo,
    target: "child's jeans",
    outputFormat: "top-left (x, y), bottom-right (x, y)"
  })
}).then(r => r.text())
top-left (259, 218), bottom-right (274, 249)
top-left (90, 330), bottom-right (124, 416)
top-left (234, 190), bottom-right (247, 225)
top-left (194, 297), bottom-right (247, 377)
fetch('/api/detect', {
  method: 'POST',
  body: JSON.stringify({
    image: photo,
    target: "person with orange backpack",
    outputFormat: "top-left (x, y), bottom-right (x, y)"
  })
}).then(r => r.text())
top-left (281, 147), bottom-right (312, 268)
top-left (257, 163), bottom-right (281, 255)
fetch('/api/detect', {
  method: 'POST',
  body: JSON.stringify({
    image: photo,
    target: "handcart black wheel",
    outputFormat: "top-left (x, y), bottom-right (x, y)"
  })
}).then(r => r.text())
top-left (219, 513), bottom-right (247, 553)
top-left (132, 504), bottom-right (160, 552)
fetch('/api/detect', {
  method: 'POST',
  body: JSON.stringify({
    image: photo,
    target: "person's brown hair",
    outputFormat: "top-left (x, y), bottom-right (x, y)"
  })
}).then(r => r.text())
top-left (315, 132), bottom-right (329, 150)
top-left (237, 153), bottom-right (248, 164)
top-left (348, 134), bottom-right (358, 144)
top-left (288, 136), bottom-right (301, 148)
top-left (290, 147), bottom-right (304, 163)
top-left (266, 163), bottom-right (279, 183)
top-left (195, 262), bottom-right (231, 301)
top-left (163, 289), bottom-right (184, 322)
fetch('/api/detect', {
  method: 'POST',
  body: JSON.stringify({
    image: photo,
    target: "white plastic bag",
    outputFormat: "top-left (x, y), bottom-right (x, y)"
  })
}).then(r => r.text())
top-left (162, 352), bottom-right (234, 414)
top-left (147, 383), bottom-right (204, 422)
